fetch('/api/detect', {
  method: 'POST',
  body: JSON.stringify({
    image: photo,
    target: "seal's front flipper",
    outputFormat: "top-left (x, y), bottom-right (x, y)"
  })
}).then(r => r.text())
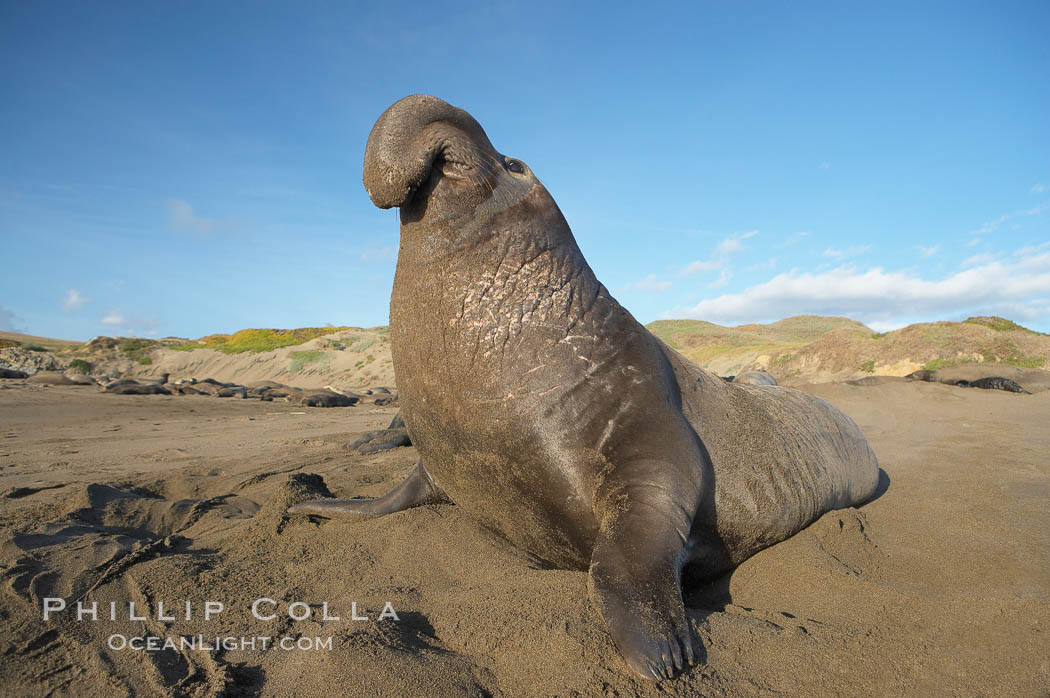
top-left (287, 459), bottom-right (449, 518)
top-left (588, 472), bottom-right (697, 681)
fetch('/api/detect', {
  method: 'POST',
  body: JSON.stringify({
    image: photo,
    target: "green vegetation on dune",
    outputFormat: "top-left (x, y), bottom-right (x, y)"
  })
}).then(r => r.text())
top-left (0, 331), bottom-right (83, 352)
top-left (741, 315), bottom-right (873, 340)
top-left (171, 327), bottom-right (351, 354)
top-left (645, 320), bottom-right (726, 349)
top-left (67, 359), bottom-right (92, 374)
top-left (964, 316), bottom-right (1047, 335)
top-left (1004, 356), bottom-right (1046, 368)
top-left (117, 338), bottom-right (158, 360)
top-left (288, 350), bottom-right (326, 372)
top-left (921, 354), bottom-right (1044, 371)
top-left (643, 314), bottom-right (1049, 381)
top-left (647, 315), bottom-right (871, 349)
top-left (345, 335), bottom-right (376, 352)
top-left (646, 316), bottom-right (874, 374)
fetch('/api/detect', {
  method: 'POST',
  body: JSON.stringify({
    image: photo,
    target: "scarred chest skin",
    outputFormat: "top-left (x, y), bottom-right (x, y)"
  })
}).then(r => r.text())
top-left (391, 180), bottom-right (684, 569)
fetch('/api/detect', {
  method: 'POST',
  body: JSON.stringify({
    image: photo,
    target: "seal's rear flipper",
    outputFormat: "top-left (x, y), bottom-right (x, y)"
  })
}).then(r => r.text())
top-left (287, 459), bottom-right (449, 518)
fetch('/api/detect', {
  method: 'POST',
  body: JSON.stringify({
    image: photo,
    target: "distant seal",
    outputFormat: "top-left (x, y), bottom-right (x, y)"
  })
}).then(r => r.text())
top-left (906, 366), bottom-right (1042, 393)
top-left (27, 371), bottom-right (86, 386)
top-left (300, 391), bottom-right (358, 407)
top-left (0, 368), bottom-right (29, 379)
top-left (958, 377), bottom-right (1030, 393)
top-left (732, 370), bottom-right (777, 386)
top-left (847, 376), bottom-right (906, 387)
top-left (103, 378), bottom-right (141, 391)
top-left (107, 383), bottom-right (171, 395)
top-left (290, 95), bottom-right (879, 681)
top-left (905, 370), bottom-right (936, 382)
top-left (348, 412), bottom-right (412, 454)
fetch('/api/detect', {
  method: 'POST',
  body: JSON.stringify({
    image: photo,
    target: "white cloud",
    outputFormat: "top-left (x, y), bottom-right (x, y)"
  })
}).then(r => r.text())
top-left (166, 198), bottom-right (236, 237)
top-left (961, 252), bottom-right (997, 268)
top-left (708, 269), bottom-right (731, 288)
top-left (966, 237), bottom-right (981, 247)
top-left (627, 274), bottom-right (672, 292)
top-left (715, 230), bottom-right (758, 256)
top-left (101, 310), bottom-right (125, 327)
top-left (62, 289), bottom-right (88, 312)
top-left (918, 244), bottom-right (940, 257)
top-left (668, 248), bottom-right (1050, 328)
top-left (1016, 241), bottom-right (1050, 257)
top-left (822, 245), bottom-right (871, 261)
top-left (866, 319), bottom-right (909, 333)
top-left (968, 201), bottom-right (1048, 236)
top-left (777, 231), bottom-right (810, 248)
top-left (744, 257), bottom-right (777, 272)
top-left (682, 231), bottom-right (757, 278)
top-left (715, 239), bottom-right (743, 255)
top-left (1033, 183), bottom-right (1046, 194)
top-left (99, 309), bottom-right (161, 336)
top-left (681, 259), bottom-right (723, 276)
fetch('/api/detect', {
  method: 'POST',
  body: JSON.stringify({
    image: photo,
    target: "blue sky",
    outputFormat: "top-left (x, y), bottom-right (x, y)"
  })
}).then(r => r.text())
top-left (2, 1), bottom-right (1048, 340)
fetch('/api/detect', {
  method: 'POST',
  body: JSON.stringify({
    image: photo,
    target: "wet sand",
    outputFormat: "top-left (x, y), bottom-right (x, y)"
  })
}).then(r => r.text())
top-left (0, 379), bottom-right (1047, 695)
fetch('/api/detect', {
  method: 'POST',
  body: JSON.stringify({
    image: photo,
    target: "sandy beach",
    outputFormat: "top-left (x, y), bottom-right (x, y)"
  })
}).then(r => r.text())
top-left (0, 378), bottom-right (1046, 696)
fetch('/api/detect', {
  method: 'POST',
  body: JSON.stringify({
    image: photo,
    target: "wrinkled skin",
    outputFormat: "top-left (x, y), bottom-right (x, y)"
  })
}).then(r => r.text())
top-left (290, 95), bottom-right (880, 681)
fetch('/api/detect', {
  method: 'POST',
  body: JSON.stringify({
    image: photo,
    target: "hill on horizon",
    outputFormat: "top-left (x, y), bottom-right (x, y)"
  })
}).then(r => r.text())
top-left (644, 314), bottom-right (1049, 382)
top-left (2, 315), bottom-right (1048, 387)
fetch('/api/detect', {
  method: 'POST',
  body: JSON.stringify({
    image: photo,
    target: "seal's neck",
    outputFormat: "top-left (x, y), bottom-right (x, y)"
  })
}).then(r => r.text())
top-left (394, 184), bottom-right (599, 309)
top-left (390, 184), bottom-right (607, 365)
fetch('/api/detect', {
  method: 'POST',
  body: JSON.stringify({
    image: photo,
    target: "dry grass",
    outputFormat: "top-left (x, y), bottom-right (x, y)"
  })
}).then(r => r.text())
top-left (647, 315), bottom-right (1050, 382)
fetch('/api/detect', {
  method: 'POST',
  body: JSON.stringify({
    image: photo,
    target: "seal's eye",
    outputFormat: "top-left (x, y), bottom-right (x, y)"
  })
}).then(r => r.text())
top-left (505, 159), bottom-right (525, 174)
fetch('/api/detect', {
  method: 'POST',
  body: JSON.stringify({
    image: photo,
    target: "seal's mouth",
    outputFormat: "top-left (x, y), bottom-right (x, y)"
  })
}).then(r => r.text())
top-left (438, 154), bottom-right (475, 182)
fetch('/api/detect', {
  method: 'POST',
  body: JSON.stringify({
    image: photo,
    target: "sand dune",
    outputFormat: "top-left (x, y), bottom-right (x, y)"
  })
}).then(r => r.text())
top-left (0, 377), bottom-right (1046, 695)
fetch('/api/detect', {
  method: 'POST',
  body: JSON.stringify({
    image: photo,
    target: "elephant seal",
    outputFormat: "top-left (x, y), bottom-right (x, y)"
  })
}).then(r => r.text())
top-left (958, 376), bottom-right (1030, 393)
top-left (732, 370), bottom-right (778, 386)
top-left (905, 369), bottom-right (936, 382)
top-left (348, 412), bottom-right (412, 454)
top-left (106, 383), bottom-right (171, 395)
top-left (300, 391), bottom-right (358, 407)
top-left (27, 371), bottom-right (87, 386)
top-left (290, 95), bottom-right (879, 681)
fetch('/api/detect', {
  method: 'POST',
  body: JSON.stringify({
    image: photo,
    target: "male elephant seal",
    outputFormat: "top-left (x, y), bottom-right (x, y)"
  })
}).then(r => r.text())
top-left (732, 370), bottom-right (778, 386)
top-left (290, 95), bottom-right (879, 681)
